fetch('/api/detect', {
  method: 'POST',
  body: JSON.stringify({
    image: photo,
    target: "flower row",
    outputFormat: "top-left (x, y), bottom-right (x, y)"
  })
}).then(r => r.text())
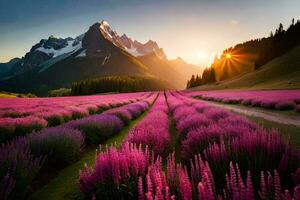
top-left (167, 92), bottom-right (299, 198)
top-left (188, 90), bottom-right (300, 112)
top-left (78, 143), bottom-right (300, 200)
top-left (0, 93), bottom-right (156, 199)
top-left (125, 93), bottom-right (171, 156)
top-left (0, 92), bottom-right (152, 144)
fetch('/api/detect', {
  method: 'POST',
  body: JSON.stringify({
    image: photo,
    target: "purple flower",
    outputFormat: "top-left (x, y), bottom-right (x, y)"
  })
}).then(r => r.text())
top-left (125, 95), bottom-right (171, 155)
top-left (0, 138), bottom-right (44, 199)
top-left (78, 142), bottom-right (151, 198)
top-left (64, 114), bottom-right (124, 144)
top-left (28, 127), bottom-right (84, 164)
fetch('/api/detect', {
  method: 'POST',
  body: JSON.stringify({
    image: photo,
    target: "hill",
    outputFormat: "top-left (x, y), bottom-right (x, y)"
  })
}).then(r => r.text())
top-left (189, 44), bottom-right (300, 91)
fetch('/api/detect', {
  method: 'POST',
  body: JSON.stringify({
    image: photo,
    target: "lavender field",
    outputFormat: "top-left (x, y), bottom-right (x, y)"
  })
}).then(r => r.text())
top-left (188, 90), bottom-right (300, 113)
top-left (2, 1), bottom-right (300, 199)
top-left (0, 91), bottom-right (299, 200)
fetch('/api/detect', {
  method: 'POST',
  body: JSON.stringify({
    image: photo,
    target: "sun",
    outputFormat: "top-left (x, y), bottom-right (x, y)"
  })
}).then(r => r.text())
top-left (225, 53), bottom-right (232, 59)
top-left (197, 50), bottom-right (207, 60)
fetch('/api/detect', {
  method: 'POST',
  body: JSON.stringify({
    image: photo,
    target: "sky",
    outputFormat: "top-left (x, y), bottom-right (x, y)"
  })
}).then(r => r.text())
top-left (0, 0), bottom-right (300, 66)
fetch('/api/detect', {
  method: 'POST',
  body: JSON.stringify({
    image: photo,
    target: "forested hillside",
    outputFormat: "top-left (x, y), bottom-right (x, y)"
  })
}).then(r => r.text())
top-left (187, 19), bottom-right (300, 88)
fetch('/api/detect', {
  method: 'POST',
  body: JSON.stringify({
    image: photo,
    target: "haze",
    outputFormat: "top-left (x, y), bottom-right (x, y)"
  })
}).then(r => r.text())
top-left (0, 0), bottom-right (299, 66)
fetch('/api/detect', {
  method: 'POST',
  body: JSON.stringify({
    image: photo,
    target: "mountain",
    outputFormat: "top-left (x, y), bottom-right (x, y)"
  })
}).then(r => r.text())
top-left (119, 34), bottom-right (167, 59)
top-left (0, 58), bottom-right (21, 77)
top-left (168, 57), bottom-right (203, 82)
top-left (189, 44), bottom-right (300, 91)
top-left (137, 54), bottom-right (202, 88)
top-left (0, 20), bottom-right (201, 95)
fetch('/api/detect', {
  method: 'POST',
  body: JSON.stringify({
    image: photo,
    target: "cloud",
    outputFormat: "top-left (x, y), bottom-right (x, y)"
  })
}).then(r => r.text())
top-left (230, 20), bottom-right (239, 26)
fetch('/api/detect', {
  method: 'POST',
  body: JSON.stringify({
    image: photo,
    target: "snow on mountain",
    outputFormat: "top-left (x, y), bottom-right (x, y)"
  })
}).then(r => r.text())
top-left (126, 47), bottom-right (142, 57)
top-left (0, 20), bottom-right (165, 79)
top-left (98, 20), bottom-right (164, 58)
top-left (99, 20), bottom-right (117, 40)
top-left (36, 40), bottom-right (82, 58)
top-left (30, 20), bottom-right (164, 65)
top-left (76, 49), bottom-right (86, 58)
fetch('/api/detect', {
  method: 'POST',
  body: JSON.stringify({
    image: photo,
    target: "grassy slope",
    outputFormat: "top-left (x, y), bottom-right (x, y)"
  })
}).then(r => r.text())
top-left (190, 44), bottom-right (300, 91)
top-left (0, 93), bottom-right (17, 98)
top-left (29, 97), bottom-right (157, 200)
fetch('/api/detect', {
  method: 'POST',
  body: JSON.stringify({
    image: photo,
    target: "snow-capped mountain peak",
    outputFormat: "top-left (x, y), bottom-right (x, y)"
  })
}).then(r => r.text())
top-left (98, 20), bottom-right (164, 58)
top-left (1, 20), bottom-right (166, 78)
top-left (99, 20), bottom-right (118, 40)
top-left (35, 38), bottom-right (82, 58)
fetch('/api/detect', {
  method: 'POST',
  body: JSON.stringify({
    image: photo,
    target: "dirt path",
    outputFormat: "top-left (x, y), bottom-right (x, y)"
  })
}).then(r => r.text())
top-left (201, 100), bottom-right (300, 127)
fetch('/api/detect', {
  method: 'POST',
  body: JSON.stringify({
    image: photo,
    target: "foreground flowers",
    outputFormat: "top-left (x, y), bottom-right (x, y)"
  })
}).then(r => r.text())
top-left (78, 92), bottom-right (299, 199)
top-left (0, 93), bottom-right (156, 199)
top-left (78, 144), bottom-right (300, 200)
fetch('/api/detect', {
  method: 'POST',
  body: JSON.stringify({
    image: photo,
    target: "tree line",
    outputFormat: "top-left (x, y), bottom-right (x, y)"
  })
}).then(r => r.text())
top-left (186, 68), bottom-right (216, 88)
top-left (187, 19), bottom-right (300, 89)
top-left (71, 76), bottom-right (167, 95)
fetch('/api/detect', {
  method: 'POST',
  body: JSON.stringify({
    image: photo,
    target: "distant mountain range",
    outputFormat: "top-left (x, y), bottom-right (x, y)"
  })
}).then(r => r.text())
top-left (0, 20), bottom-right (201, 95)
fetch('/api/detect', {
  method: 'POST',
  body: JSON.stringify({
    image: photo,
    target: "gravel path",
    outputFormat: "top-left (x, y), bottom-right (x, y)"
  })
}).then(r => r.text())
top-left (202, 100), bottom-right (300, 127)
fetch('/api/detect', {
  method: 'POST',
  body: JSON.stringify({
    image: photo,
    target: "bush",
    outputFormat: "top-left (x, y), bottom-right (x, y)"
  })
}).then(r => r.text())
top-left (241, 99), bottom-right (252, 105)
top-left (48, 88), bottom-right (71, 97)
top-left (222, 98), bottom-right (240, 104)
top-left (0, 139), bottom-right (43, 199)
top-left (295, 105), bottom-right (300, 113)
top-left (0, 118), bottom-right (15, 143)
top-left (71, 108), bottom-right (89, 119)
top-left (275, 101), bottom-right (296, 110)
top-left (260, 100), bottom-right (276, 109)
top-left (66, 114), bottom-right (124, 145)
top-left (14, 117), bottom-right (48, 137)
top-left (251, 99), bottom-right (261, 107)
top-left (28, 127), bottom-right (84, 165)
top-left (126, 106), bottom-right (143, 119)
top-left (46, 115), bottom-right (65, 126)
top-left (0, 117), bottom-right (48, 143)
top-left (105, 109), bottom-right (132, 125)
top-left (176, 114), bottom-right (211, 140)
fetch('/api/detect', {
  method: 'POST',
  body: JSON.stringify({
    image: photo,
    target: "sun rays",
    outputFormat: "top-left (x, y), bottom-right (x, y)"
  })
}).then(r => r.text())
top-left (211, 48), bottom-right (257, 81)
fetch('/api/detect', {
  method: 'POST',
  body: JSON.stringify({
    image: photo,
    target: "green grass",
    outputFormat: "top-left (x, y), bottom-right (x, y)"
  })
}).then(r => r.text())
top-left (168, 114), bottom-right (181, 162)
top-left (0, 91), bottom-right (37, 98)
top-left (165, 93), bottom-right (182, 162)
top-left (29, 97), bottom-right (157, 200)
top-left (0, 93), bottom-right (17, 98)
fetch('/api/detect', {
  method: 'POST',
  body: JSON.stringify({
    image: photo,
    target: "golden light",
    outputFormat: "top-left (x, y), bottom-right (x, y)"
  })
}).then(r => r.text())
top-left (196, 50), bottom-right (207, 60)
top-left (214, 48), bottom-right (257, 81)
top-left (225, 53), bottom-right (232, 59)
